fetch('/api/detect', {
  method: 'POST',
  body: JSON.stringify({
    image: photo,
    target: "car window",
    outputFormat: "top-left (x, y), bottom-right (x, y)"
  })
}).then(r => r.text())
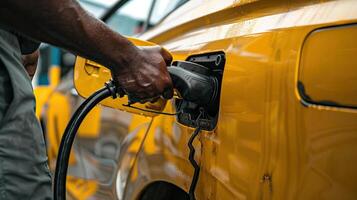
top-left (106, 0), bottom-right (154, 36)
top-left (149, 0), bottom-right (188, 26)
top-left (298, 24), bottom-right (357, 109)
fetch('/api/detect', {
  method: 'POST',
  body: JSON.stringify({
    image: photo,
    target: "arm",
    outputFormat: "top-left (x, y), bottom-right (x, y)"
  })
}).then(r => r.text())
top-left (0, 0), bottom-right (173, 100)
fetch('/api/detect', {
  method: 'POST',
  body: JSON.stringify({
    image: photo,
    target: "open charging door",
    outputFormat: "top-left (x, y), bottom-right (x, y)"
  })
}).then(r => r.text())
top-left (73, 37), bottom-right (167, 117)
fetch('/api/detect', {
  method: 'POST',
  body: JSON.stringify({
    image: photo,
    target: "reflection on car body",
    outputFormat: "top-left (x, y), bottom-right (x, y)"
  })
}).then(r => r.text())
top-left (36, 0), bottom-right (357, 200)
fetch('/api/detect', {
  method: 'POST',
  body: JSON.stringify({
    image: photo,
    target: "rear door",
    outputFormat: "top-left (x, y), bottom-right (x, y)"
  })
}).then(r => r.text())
top-left (293, 24), bottom-right (357, 199)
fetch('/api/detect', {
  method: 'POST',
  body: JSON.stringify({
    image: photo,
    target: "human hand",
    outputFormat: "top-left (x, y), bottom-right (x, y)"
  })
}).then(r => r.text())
top-left (111, 45), bottom-right (173, 103)
top-left (22, 50), bottom-right (39, 80)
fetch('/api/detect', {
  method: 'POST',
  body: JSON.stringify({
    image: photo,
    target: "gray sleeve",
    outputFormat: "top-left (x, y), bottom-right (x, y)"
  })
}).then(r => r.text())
top-left (0, 61), bottom-right (13, 124)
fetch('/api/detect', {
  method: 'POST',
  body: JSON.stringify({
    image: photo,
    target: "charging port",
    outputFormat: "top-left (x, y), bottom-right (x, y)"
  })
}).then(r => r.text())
top-left (173, 52), bottom-right (225, 131)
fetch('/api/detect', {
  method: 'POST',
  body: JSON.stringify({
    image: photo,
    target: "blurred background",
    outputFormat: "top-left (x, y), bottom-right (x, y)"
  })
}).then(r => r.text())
top-left (33, 0), bottom-right (188, 199)
top-left (33, 0), bottom-right (185, 87)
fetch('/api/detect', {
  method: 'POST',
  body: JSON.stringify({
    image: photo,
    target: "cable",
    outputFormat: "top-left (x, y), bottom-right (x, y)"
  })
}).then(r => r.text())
top-left (54, 82), bottom-right (117, 200)
top-left (188, 126), bottom-right (202, 200)
top-left (122, 103), bottom-right (180, 116)
top-left (188, 109), bottom-right (204, 200)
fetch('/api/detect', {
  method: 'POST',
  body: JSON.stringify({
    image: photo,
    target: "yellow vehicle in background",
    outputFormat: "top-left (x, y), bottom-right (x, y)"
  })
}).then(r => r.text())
top-left (41, 0), bottom-right (357, 199)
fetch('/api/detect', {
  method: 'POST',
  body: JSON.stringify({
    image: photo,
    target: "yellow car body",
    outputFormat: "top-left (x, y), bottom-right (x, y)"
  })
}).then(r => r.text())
top-left (64, 0), bottom-right (357, 199)
top-left (110, 0), bottom-right (357, 199)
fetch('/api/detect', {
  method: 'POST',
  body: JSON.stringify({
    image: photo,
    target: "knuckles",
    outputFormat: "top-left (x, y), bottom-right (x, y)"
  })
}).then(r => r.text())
top-left (113, 45), bottom-right (173, 102)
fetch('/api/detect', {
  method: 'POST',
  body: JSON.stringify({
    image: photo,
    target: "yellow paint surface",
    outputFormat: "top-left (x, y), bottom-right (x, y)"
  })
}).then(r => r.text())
top-left (70, 0), bottom-right (357, 199)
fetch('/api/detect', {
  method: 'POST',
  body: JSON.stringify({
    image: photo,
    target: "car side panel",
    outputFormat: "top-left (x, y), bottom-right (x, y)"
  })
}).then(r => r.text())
top-left (123, 0), bottom-right (357, 199)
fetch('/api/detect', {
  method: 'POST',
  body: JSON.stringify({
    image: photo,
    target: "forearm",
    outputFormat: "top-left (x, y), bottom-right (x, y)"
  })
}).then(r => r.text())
top-left (0, 0), bottom-right (136, 71)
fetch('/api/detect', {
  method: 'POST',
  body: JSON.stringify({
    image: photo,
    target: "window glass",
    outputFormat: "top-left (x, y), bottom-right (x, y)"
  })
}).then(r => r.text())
top-left (298, 24), bottom-right (357, 108)
top-left (149, 0), bottom-right (187, 25)
top-left (107, 0), bottom-right (154, 36)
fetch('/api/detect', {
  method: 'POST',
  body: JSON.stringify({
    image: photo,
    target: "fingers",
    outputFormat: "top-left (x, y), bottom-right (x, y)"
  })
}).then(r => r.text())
top-left (162, 86), bottom-right (174, 99)
top-left (159, 65), bottom-right (174, 100)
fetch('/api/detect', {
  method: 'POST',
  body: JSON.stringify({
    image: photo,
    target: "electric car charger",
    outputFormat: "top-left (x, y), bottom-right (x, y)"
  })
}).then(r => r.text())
top-left (54, 61), bottom-right (219, 200)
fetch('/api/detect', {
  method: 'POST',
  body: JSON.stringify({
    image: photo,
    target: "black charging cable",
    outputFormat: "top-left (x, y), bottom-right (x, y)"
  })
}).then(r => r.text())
top-left (54, 61), bottom-right (217, 199)
top-left (122, 103), bottom-right (180, 116)
top-left (53, 80), bottom-right (176, 200)
top-left (188, 108), bottom-right (205, 200)
top-left (54, 81), bottom-right (119, 200)
top-left (188, 126), bottom-right (202, 200)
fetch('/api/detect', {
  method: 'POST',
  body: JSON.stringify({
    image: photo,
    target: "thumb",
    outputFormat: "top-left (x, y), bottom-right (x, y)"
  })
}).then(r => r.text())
top-left (160, 47), bottom-right (173, 66)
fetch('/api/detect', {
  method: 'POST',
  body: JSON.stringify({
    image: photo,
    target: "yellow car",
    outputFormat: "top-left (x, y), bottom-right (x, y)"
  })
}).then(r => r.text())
top-left (57, 0), bottom-right (357, 199)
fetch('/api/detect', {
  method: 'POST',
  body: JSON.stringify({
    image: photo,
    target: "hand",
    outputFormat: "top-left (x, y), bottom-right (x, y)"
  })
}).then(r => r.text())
top-left (22, 50), bottom-right (39, 80)
top-left (111, 45), bottom-right (173, 103)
